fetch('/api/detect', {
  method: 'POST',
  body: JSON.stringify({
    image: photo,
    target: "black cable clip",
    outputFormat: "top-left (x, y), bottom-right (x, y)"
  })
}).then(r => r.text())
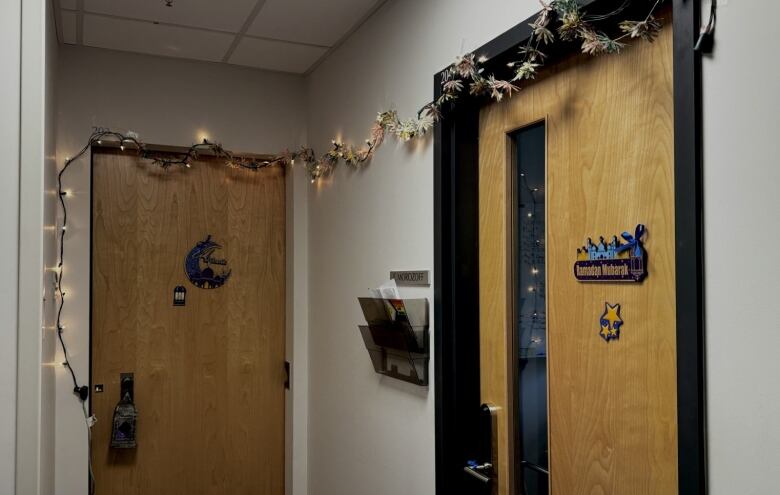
top-left (74, 385), bottom-right (89, 401)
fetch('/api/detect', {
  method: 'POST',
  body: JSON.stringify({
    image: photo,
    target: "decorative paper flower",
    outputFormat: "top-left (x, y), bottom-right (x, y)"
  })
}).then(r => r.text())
top-left (416, 114), bottom-right (436, 135)
top-left (487, 76), bottom-right (520, 102)
top-left (558, 12), bottom-right (584, 40)
top-left (421, 102), bottom-right (443, 122)
top-left (369, 122), bottom-right (386, 148)
top-left (452, 53), bottom-right (478, 79)
top-left (518, 46), bottom-right (547, 63)
top-left (619, 16), bottom-right (663, 42)
top-left (513, 61), bottom-right (540, 81)
top-left (469, 78), bottom-right (490, 96)
top-left (395, 119), bottom-right (418, 141)
top-left (443, 79), bottom-right (465, 94)
top-left (580, 30), bottom-right (615, 55)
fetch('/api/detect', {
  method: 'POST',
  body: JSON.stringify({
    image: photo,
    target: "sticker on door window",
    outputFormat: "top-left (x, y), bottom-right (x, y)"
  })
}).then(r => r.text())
top-left (574, 224), bottom-right (647, 282)
top-left (599, 302), bottom-right (623, 342)
top-left (185, 235), bottom-right (232, 289)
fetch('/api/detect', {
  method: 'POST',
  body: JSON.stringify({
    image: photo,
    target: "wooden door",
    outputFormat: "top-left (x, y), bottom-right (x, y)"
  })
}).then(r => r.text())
top-left (91, 149), bottom-right (286, 495)
top-left (478, 17), bottom-right (676, 495)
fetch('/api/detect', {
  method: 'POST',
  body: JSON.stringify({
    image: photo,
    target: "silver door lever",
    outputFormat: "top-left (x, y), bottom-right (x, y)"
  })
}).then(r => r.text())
top-left (463, 462), bottom-right (492, 483)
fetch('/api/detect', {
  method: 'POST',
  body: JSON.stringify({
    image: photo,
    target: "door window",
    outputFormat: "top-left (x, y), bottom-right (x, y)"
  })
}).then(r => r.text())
top-left (514, 123), bottom-right (549, 494)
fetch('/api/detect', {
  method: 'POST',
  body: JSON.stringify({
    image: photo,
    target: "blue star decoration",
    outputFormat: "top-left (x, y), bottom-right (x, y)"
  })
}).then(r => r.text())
top-left (600, 303), bottom-right (623, 342)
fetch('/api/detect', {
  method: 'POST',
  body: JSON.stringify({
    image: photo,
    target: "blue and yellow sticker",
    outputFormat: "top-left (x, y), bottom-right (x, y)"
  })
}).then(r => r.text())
top-left (574, 224), bottom-right (648, 282)
top-left (185, 235), bottom-right (232, 289)
top-left (599, 302), bottom-right (623, 342)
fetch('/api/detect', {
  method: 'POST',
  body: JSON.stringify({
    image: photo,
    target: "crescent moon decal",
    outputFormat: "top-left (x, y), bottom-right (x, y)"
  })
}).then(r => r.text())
top-left (184, 235), bottom-right (232, 289)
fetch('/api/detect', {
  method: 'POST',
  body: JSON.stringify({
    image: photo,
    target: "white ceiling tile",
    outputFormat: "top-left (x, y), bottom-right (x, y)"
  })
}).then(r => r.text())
top-left (60, 0), bottom-right (78, 10)
top-left (229, 37), bottom-right (327, 73)
top-left (83, 0), bottom-right (258, 33)
top-left (61, 10), bottom-right (79, 44)
top-left (248, 0), bottom-right (379, 47)
top-left (83, 14), bottom-right (235, 62)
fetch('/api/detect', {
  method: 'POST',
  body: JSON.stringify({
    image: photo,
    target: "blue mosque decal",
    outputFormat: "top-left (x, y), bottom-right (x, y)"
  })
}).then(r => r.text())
top-left (185, 235), bottom-right (232, 289)
top-left (574, 224), bottom-right (647, 282)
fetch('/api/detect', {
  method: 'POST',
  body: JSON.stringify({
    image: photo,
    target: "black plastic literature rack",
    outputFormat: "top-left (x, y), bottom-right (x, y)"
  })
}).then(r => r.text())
top-left (357, 297), bottom-right (429, 386)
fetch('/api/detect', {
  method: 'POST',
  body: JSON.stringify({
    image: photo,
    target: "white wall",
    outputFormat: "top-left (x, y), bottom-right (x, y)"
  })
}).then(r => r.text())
top-left (305, 1), bottom-right (540, 494)
top-left (40, 1), bottom-right (60, 493)
top-left (306, 1), bottom-right (780, 494)
top-left (55, 45), bottom-right (309, 495)
top-left (703, 1), bottom-right (780, 493)
top-left (16, 0), bottom-right (59, 493)
top-left (1, 0), bottom-right (22, 493)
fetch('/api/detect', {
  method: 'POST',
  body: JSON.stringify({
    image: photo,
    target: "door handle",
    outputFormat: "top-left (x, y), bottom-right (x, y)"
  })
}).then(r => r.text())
top-left (464, 461), bottom-right (493, 483)
top-left (463, 403), bottom-right (499, 484)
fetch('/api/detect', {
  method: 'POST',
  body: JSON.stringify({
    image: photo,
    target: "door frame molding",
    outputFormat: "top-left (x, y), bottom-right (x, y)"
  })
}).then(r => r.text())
top-left (433, 1), bottom-right (706, 493)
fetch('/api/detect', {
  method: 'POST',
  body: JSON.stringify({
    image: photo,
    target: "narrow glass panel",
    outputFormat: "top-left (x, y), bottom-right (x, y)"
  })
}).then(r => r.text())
top-left (514, 122), bottom-right (548, 495)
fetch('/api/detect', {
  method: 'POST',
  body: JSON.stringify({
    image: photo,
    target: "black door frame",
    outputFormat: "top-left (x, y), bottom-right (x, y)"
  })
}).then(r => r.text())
top-left (433, 1), bottom-right (705, 493)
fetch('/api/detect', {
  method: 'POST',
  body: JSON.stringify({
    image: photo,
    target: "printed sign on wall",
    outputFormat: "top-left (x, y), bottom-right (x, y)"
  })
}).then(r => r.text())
top-left (185, 235), bottom-right (232, 289)
top-left (574, 224), bottom-right (647, 282)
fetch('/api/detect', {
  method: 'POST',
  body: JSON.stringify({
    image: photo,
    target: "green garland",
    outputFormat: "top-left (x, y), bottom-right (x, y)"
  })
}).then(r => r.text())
top-left (69, 1), bottom-right (666, 182)
top-left (295, 0), bottom-right (666, 181)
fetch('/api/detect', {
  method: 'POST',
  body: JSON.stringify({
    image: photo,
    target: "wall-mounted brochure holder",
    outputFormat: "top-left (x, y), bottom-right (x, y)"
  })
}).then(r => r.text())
top-left (358, 297), bottom-right (429, 386)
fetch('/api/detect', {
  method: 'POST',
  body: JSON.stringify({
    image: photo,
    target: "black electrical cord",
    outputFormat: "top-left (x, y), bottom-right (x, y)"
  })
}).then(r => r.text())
top-left (694, 0), bottom-right (717, 52)
top-left (56, 129), bottom-right (134, 495)
top-left (56, 130), bottom-right (142, 401)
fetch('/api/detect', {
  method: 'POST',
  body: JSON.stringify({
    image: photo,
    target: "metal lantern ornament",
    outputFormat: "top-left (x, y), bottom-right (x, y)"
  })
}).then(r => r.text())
top-left (110, 374), bottom-right (138, 449)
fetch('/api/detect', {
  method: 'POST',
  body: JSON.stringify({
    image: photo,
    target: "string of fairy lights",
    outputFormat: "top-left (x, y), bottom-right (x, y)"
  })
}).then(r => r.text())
top-left (49, 2), bottom-right (676, 490)
top-left (519, 172), bottom-right (546, 354)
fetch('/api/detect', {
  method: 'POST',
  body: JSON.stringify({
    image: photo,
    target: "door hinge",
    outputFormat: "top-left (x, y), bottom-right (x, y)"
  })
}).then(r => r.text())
top-left (284, 361), bottom-right (290, 390)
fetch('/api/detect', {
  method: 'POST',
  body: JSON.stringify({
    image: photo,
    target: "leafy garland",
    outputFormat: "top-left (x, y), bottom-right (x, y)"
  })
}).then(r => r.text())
top-left (291, 0), bottom-right (666, 181)
top-left (81, 0), bottom-right (665, 182)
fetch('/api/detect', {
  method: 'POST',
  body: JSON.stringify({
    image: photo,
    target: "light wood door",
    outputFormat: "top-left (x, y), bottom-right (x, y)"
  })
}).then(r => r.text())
top-left (478, 18), bottom-right (676, 495)
top-left (91, 149), bottom-right (286, 495)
